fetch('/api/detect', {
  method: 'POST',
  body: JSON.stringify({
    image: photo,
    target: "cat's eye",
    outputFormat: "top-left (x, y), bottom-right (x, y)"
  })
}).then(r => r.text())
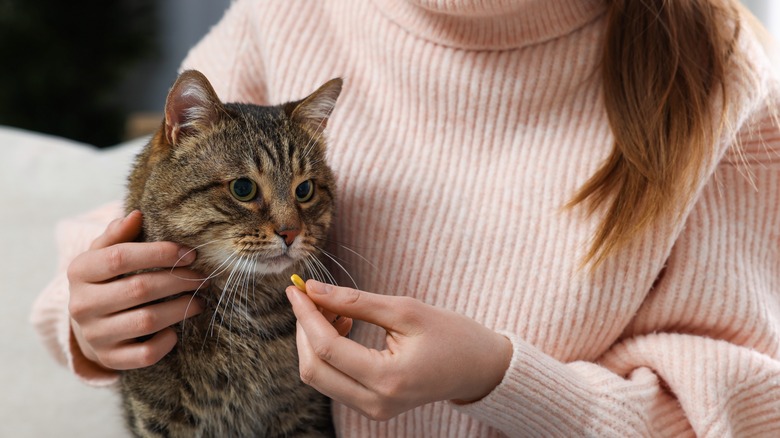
top-left (295, 180), bottom-right (315, 203)
top-left (229, 178), bottom-right (257, 202)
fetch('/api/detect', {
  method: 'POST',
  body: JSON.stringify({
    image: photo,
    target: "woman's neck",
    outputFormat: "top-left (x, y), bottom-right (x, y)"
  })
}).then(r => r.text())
top-left (371, 0), bottom-right (607, 50)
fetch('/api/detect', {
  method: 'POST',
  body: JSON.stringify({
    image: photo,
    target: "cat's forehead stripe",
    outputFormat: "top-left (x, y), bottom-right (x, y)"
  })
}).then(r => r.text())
top-left (171, 181), bottom-right (224, 208)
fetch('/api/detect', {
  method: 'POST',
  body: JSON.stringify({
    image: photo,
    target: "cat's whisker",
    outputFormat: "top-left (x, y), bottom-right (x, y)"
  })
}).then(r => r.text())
top-left (247, 253), bottom-right (258, 316)
top-left (227, 256), bottom-right (250, 335)
top-left (301, 257), bottom-right (319, 284)
top-left (208, 253), bottom-right (243, 340)
top-left (168, 238), bottom-right (233, 280)
top-left (312, 249), bottom-right (350, 287)
top-left (300, 256), bottom-right (314, 281)
top-left (199, 250), bottom-right (244, 282)
top-left (180, 275), bottom-right (213, 344)
top-left (314, 256), bottom-right (337, 285)
top-left (237, 256), bottom-right (253, 315)
top-left (328, 242), bottom-right (378, 273)
top-left (329, 240), bottom-right (395, 293)
top-left (302, 254), bottom-right (324, 284)
top-left (302, 256), bottom-right (328, 285)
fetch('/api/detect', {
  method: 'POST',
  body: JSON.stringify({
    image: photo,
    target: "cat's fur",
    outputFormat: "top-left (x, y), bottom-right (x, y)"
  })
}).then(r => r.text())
top-left (119, 70), bottom-right (341, 437)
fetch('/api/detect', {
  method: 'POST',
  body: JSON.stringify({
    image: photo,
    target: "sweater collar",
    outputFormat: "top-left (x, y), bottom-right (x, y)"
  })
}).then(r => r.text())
top-left (370, 0), bottom-right (607, 50)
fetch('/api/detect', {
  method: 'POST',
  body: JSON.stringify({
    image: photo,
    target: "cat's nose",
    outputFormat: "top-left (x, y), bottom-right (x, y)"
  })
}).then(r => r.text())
top-left (275, 228), bottom-right (300, 246)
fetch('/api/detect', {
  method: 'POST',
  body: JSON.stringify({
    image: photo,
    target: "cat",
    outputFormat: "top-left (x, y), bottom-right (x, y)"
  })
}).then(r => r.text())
top-left (119, 70), bottom-right (341, 437)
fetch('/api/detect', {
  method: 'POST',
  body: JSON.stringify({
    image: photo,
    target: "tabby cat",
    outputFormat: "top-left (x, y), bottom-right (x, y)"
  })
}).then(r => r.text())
top-left (119, 70), bottom-right (341, 437)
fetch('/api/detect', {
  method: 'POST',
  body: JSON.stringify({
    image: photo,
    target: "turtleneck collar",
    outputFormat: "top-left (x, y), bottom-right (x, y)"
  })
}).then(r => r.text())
top-left (370, 0), bottom-right (607, 50)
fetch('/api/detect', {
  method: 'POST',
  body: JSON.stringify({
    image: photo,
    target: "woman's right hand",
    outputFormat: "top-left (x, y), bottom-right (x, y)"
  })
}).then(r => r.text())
top-left (67, 210), bottom-right (206, 371)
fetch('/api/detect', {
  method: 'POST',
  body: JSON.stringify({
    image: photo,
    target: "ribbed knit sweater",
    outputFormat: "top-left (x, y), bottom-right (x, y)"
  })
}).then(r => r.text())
top-left (32, 0), bottom-right (780, 436)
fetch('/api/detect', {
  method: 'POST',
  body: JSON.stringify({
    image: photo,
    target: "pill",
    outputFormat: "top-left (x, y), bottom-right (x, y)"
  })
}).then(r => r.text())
top-left (291, 274), bottom-right (306, 292)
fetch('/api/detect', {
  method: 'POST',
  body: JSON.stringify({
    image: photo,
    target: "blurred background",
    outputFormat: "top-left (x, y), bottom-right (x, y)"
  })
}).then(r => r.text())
top-left (0, 1), bottom-right (779, 437)
top-left (0, 0), bottom-right (778, 148)
top-left (0, 0), bottom-right (230, 148)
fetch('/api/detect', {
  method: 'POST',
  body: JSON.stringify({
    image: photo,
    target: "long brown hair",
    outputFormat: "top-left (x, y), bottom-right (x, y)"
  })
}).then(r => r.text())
top-left (570, 0), bottom-right (744, 266)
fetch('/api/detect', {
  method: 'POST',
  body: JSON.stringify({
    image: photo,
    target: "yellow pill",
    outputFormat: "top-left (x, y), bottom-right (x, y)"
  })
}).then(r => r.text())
top-left (291, 274), bottom-right (307, 292)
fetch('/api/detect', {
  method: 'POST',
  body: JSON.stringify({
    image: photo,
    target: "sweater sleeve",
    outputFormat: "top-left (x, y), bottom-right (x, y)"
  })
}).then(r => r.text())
top-left (453, 107), bottom-right (780, 435)
top-left (30, 202), bottom-right (124, 386)
top-left (179, 0), bottom-right (268, 105)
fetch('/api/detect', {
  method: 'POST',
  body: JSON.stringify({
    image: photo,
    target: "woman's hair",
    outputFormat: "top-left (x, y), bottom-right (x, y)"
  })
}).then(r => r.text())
top-left (570, 0), bottom-right (746, 266)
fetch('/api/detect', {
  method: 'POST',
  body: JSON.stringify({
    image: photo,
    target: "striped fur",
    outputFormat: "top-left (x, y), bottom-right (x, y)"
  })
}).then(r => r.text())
top-left (120, 70), bottom-right (341, 437)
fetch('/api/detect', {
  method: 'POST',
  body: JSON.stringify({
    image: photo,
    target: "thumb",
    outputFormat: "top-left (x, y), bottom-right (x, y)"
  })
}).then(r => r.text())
top-left (305, 280), bottom-right (413, 332)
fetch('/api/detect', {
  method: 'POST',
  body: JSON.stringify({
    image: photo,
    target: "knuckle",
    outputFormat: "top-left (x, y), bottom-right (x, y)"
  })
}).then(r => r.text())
top-left (132, 307), bottom-right (159, 334)
top-left (136, 344), bottom-right (163, 368)
top-left (376, 374), bottom-right (405, 400)
top-left (78, 325), bottom-right (99, 345)
top-left (66, 257), bottom-right (83, 284)
top-left (105, 246), bottom-right (126, 275)
top-left (95, 351), bottom-right (115, 369)
top-left (395, 296), bottom-right (418, 312)
top-left (343, 287), bottom-right (362, 306)
top-left (126, 275), bottom-right (152, 303)
top-left (365, 400), bottom-right (395, 422)
top-left (151, 242), bottom-right (171, 265)
top-left (313, 341), bottom-right (333, 362)
top-left (394, 296), bottom-right (423, 325)
top-left (299, 364), bottom-right (315, 385)
top-left (68, 296), bottom-right (87, 320)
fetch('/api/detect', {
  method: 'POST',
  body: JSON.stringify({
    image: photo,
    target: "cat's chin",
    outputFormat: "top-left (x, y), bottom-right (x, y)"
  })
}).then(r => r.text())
top-left (252, 254), bottom-right (296, 276)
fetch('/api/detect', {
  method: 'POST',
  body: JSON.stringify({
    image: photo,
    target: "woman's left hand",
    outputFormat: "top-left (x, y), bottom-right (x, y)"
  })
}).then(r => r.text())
top-left (285, 280), bottom-right (513, 421)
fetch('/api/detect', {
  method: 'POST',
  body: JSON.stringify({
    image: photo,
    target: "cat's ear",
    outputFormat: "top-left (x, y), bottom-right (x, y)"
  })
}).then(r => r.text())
top-left (286, 78), bottom-right (343, 134)
top-left (164, 70), bottom-right (223, 146)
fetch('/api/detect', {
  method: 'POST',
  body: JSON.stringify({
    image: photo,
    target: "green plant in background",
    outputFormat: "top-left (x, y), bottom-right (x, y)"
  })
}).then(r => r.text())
top-left (0, 0), bottom-right (157, 147)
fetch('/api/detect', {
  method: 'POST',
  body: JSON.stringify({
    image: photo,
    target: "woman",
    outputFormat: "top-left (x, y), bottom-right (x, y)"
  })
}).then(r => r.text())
top-left (33, 0), bottom-right (780, 436)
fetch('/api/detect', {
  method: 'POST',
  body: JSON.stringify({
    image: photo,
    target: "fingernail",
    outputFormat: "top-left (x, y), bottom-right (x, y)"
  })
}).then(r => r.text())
top-left (178, 247), bottom-right (196, 264)
top-left (307, 280), bottom-right (331, 295)
top-left (122, 210), bottom-right (139, 223)
top-left (285, 286), bottom-right (301, 303)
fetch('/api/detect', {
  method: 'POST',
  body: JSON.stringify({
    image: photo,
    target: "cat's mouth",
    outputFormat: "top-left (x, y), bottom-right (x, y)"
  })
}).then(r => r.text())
top-left (198, 245), bottom-right (304, 279)
top-left (236, 251), bottom-right (299, 276)
top-left (262, 254), bottom-right (294, 270)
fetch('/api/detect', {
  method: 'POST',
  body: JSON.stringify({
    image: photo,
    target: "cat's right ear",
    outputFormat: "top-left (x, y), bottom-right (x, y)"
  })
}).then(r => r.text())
top-left (285, 78), bottom-right (343, 135)
top-left (163, 70), bottom-right (223, 146)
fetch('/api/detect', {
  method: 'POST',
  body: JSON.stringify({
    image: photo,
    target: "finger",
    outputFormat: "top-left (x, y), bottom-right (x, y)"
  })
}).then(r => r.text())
top-left (295, 322), bottom-right (375, 416)
top-left (101, 268), bottom-right (205, 314)
top-left (305, 280), bottom-right (417, 332)
top-left (89, 210), bottom-right (143, 251)
top-left (70, 268), bottom-right (206, 318)
top-left (321, 308), bottom-right (339, 323)
top-left (100, 328), bottom-right (178, 370)
top-left (72, 241), bottom-right (197, 283)
top-left (320, 308), bottom-right (352, 334)
top-left (88, 294), bottom-right (205, 345)
top-left (287, 287), bottom-right (381, 384)
top-left (334, 316), bottom-right (353, 337)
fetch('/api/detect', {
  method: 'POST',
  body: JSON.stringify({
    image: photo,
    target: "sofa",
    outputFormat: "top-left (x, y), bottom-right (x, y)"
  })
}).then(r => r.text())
top-left (1, 126), bottom-right (144, 437)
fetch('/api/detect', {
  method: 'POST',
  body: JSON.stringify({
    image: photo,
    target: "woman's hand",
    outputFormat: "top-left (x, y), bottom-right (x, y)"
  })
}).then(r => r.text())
top-left (286, 280), bottom-right (513, 421)
top-left (67, 210), bottom-right (206, 371)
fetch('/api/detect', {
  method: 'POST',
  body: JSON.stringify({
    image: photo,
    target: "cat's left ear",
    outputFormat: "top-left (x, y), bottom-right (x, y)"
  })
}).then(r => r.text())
top-left (286, 78), bottom-right (343, 135)
top-left (164, 70), bottom-right (224, 146)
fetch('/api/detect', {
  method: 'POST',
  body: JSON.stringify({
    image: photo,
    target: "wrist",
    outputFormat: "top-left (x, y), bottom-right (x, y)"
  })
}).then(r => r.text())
top-left (454, 331), bottom-right (513, 404)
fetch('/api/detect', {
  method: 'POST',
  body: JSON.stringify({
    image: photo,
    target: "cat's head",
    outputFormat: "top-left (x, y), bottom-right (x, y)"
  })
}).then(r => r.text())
top-left (127, 70), bottom-right (341, 280)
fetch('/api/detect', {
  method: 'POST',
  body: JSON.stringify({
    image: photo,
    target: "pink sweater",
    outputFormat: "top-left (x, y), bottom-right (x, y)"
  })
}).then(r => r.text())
top-left (32, 0), bottom-right (780, 436)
